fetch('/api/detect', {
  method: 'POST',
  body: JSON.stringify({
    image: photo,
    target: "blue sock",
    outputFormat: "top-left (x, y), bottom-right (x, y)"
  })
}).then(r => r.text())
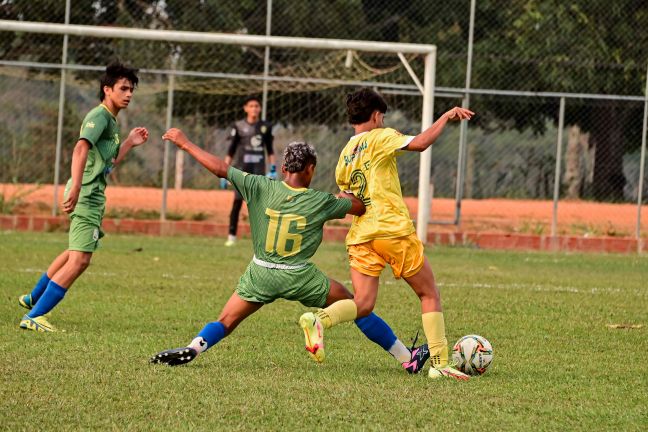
top-left (195, 321), bottom-right (227, 352)
top-left (28, 281), bottom-right (67, 318)
top-left (354, 312), bottom-right (398, 351)
top-left (29, 273), bottom-right (51, 304)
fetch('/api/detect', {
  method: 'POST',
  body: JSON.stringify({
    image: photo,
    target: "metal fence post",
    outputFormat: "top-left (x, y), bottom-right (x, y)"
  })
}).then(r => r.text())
top-left (636, 64), bottom-right (648, 252)
top-left (551, 97), bottom-right (566, 239)
top-left (161, 56), bottom-right (177, 221)
top-left (52, 0), bottom-right (70, 216)
top-left (454, 0), bottom-right (476, 226)
top-left (261, 0), bottom-right (273, 120)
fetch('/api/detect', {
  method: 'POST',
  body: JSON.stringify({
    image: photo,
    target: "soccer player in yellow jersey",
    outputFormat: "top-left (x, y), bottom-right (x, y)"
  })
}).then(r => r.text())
top-left (299, 88), bottom-right (473, 380)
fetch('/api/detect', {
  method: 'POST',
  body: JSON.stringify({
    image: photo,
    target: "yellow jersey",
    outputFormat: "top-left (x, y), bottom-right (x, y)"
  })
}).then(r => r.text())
top-left (335, 127), bottom-right (415, 245)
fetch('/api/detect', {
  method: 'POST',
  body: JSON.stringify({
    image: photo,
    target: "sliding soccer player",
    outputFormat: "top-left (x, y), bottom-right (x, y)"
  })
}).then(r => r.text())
top-left (151, 129), bottom-right (429, 373)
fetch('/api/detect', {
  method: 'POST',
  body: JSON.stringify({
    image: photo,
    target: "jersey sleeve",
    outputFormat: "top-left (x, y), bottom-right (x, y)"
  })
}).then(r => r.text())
top-left (373, 128), bottom-right (415, 161)
top-left (227, 166), bottom-right (268, 202)
top-left (264, 123), bottom-right (274, 156)
top-left (79, 112), bottom-right (108, 147)
top-left (226, 124), bottom-right (239, 157)
top-left (322, 194), bottom-right (353, 220)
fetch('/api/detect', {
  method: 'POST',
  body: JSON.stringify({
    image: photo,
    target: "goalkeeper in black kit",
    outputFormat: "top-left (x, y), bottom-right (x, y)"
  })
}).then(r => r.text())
top-left (222, 95), bottom-right (276, 246)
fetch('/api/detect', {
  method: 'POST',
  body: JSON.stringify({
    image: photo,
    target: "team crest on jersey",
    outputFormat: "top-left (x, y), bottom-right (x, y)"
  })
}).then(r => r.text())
top-left (230, 128), bottom-right (237, 137)
top-left (85, 121), bottom-right (95, 129)
top-left (260, 125), bottom-right (267, 134)
top-left (251, 134), bottom-right (262, 148)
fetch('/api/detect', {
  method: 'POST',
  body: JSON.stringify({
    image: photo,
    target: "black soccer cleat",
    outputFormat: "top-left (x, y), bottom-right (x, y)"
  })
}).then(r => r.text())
top-left (150, 347), bottom-right (197, 366)
top-left (402, 331), bottom-right (430, 374)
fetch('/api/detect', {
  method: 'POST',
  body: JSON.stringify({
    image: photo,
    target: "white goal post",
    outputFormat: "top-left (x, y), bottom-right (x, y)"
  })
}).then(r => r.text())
top-left (0, 19), bottom-right (437, 243)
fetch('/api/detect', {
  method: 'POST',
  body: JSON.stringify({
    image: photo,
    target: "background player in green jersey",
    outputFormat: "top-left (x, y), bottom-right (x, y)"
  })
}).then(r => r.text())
top-left (151, 128), bottom-right (430, 374)
top-left (17, 62), bottom-right (149, 332)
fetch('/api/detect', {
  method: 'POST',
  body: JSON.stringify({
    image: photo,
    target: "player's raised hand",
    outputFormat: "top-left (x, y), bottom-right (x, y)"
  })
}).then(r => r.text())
top-left (444, 107), bottom-right (474, 121)
top-left (163, 128), bottom-right (190, 150)
top-left (128, 127), bottom-right (149, 146)
top-left (62, 187), bottom-right (80, 214)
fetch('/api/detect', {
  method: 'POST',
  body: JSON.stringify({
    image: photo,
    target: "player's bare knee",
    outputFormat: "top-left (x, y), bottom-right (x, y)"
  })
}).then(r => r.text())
top-left (70, 255), bottom-right (92, 272)
top-left (354, 299), bottom-right (375, 318)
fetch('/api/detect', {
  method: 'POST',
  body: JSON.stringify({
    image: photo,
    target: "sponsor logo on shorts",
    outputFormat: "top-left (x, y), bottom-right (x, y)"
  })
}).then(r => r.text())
top-left (92, 228), bottom-right (99, 241)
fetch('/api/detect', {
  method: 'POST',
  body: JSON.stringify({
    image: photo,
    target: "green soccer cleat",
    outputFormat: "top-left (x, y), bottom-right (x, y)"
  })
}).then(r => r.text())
top-left (428, 364), bottom-right (470, 381)
top-left (19, 314), bottom-right (56, 333)
top-left (299, 312), bottom-right (326, 363)
top-left (18, 294), bottom-right (33, 310)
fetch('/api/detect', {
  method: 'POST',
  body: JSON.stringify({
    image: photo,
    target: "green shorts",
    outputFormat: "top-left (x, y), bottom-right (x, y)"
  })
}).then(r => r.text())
top-left (236, 262), bottom-right (330, 308)
top-left (69, 211), bottom-right (104, 252)
top-left (65, 181), bottom-right (106, 253)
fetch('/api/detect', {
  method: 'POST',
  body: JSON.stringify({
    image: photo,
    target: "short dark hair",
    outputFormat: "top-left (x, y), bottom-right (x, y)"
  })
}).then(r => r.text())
top-left (99, 62), bottom-right (139, 101)
top-left (346, 87), bottom-right (388, 125)
top-left (243, 95), bottom-right (261, 105)
top-left (283, 142), bottom-right (317, 173)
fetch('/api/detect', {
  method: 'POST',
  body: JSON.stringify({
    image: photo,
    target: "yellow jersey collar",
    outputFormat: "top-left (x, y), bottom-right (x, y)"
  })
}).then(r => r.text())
top-left (282, 181), bottom-right (307, 192)
top-left (100, 103), bottom-right (117, 119)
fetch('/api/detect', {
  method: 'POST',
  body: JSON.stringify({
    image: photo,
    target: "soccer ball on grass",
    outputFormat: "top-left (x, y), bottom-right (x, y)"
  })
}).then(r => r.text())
top-left (451, 334), bottom-right (493, 376)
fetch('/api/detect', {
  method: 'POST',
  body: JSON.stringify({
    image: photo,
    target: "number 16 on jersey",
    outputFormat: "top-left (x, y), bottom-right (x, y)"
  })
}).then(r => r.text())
top-left (265, 209), bottom-right (306, 257)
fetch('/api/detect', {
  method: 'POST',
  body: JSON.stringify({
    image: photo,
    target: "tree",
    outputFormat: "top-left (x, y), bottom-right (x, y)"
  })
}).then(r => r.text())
top-left (469, 0), bottom-right (647, 201)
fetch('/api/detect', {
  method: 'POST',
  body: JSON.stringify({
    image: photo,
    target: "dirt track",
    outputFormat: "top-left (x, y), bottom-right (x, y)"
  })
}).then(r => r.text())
top-left (2, 183), bottom-right (646, 237)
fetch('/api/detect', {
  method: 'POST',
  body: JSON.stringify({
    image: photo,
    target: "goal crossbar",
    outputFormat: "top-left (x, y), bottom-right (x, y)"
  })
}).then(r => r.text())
top-left (0, 20), bottom-right (436, 55)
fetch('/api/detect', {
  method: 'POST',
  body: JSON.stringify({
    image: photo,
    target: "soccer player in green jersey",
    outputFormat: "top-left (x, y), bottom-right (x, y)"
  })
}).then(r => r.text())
top-left (17, 62), bottom-right (149, 332)
top-left (150, 128), bottom-right (430, 373)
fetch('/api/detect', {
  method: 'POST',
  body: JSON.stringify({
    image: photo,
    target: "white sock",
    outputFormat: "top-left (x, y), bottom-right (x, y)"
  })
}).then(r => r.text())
top-left (388, 340), bottom-right (411, 364)
top-left (188, 337), bottom-right (208, 355)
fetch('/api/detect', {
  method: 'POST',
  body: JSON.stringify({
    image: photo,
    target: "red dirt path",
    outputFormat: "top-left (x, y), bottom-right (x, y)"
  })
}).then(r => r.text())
top-left (3, 183), bottom-right (646, 237)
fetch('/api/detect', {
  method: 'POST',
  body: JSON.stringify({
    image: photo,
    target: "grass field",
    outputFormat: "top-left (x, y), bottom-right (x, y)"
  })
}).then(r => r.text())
top-left (1, 231), bottom-right (647, 431)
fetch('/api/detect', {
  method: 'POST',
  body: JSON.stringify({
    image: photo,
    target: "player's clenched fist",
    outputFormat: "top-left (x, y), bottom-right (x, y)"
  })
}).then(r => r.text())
top-left (128, 127), bottom-right (149, 146)
top-left (163, 128), bottom-right (190, 150)
top-left (444, 107), bottom-right (474, 121)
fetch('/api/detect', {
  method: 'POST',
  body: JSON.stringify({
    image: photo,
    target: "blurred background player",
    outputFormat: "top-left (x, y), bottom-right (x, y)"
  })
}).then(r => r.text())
top-left (151, 129), bottom-right (429, 374)
top-left (299, 88), bottom-right (473, 380)
top-left (17, 62), bottom-right (149, 332)
top-left (222, 96), bottom-right (276, 247)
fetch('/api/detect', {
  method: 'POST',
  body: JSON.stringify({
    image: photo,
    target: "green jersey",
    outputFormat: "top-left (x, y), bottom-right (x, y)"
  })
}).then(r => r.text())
top-left (75, 104), bottom-right (121, 191)
top-left (227, 166), bottom-right (352, 265)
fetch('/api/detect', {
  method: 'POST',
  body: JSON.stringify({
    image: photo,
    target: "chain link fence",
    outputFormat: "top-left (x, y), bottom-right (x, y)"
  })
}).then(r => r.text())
top-left (0, 0), bottom-right (646, 239)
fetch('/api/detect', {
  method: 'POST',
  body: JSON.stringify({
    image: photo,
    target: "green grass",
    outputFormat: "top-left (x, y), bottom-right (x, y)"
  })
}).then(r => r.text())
top-left (1, 232), bottom-right (647, 431)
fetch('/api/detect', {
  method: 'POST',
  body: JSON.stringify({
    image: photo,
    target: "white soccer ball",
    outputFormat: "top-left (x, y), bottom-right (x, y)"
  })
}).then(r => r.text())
top-left (452, 334), bottom-right (493, 376)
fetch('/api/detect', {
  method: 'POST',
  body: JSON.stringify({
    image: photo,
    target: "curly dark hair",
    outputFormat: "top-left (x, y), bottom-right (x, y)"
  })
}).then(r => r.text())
top-left (99, 61), bottom-right (139, 101)
top-left (346, 87), bottom-right (388, 125)
top-left (283, 141), bottom-right (317, 173)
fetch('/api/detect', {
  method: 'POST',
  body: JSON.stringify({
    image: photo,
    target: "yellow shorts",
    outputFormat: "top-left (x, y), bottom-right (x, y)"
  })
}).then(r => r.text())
top-left (348, 232), bottom-right (425, 279)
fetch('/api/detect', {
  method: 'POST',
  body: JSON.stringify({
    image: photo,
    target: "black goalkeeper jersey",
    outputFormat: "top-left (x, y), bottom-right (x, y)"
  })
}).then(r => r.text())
top-left (226, 119), bottom-right (274, 175)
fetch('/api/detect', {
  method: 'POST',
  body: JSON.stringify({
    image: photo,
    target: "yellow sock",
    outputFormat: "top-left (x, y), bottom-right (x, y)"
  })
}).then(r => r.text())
top-left (422, 312), bottom-right (449, 367)
top-left (316, 300), bottom-right (357, 329)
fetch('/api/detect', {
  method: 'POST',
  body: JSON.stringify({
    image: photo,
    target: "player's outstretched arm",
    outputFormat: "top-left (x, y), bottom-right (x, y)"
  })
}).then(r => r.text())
top-left (62, 139), bottom-right (90, 214)
top-left (405, 107), bottom-right (474, 152)
top-left (114, 127), bottom-right (149, 166)
top-left (338, 191), bottom-right (366, 216)
top-left (163, 128), bottom-right (229, 178)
